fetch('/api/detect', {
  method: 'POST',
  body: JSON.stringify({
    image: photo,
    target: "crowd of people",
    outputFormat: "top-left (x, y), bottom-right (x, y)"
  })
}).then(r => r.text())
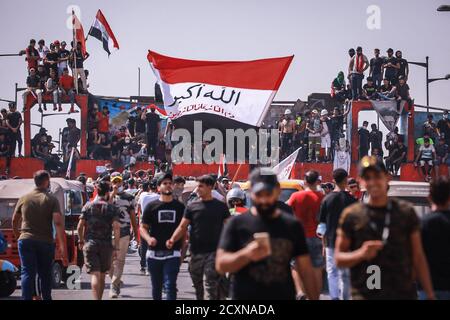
top-left (9, 156), bottom-right (450, 300)
top-left (22, 38), bottom-right (89, 113)
top-left (277, 105), bottom-right (350, 163)
top-left (333, 47), bottom-right (411, 105)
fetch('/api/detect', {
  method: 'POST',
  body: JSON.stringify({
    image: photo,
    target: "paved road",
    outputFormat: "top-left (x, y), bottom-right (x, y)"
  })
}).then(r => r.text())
top-left (5, 250), bottom-right (330, 300)
top-left (6, 250), bottom-right (197, 300)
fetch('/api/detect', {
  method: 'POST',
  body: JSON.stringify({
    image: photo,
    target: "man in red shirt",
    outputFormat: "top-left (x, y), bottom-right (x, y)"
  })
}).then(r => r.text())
top-left (58, 68), bottom-right (76, 113)
top-left (97, 106), bottom-right (110, 134)
top-left (287, 170), bottom-right (325, 297)
top-left (25, 39), bottom-right (40, 71)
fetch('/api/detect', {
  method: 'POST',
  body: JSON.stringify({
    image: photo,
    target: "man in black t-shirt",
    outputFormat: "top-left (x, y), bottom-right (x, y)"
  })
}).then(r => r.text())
top-left (358, 121), bottom-right (370, 159)
top-left (23, 68), bottom-right (43, 112)
top-left (369, 124), bottom-right (383, 157)
top-left (6, 103), bottom-right (23, 157)
top-left (369, 48), bottom-right (384, 87)
top-left (437, 111), bottom-right (450, 145)
top-left (216, 168), bottom-right (319, 300)
top-left (396, 50), bottom-right (409, 79)
top-left (135, 107), bottom-right (146, 138)
top-left (318, 168), bottom-right (356, 300)
top-left (140, 172), bottom-right (185, 300)
top-left (70, 42), bottom-right (90, 93)
top-left (45, 43), bottom-right (59, 76)
top-left (167, 174), bottom-right (230, 300)
top-left (143, 106), bottom-right (161, 161)
top-left (383, 48), bottom-right (399, 85)
top-left (420, 177), bottom-right (450, 300)
top-left (0, 133), bottom-right (11, 175)
top-left (385, 137), bottom-right (407, 176)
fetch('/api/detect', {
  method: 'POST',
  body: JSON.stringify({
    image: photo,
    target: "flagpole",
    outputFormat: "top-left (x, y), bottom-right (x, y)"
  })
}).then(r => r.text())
top-left (72, 9), bottom-right (79, 94)
top-left (231, 163), bottom-right (243, 184)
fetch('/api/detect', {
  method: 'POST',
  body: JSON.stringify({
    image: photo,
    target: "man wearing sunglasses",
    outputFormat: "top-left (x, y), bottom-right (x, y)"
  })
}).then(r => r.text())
top-left (334, 156), bottom-right (435, 300)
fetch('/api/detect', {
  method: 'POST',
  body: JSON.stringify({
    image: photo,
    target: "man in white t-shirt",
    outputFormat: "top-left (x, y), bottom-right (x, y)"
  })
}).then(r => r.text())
top-left (415, 137), bottom-right (436, 181)
top-left (37, 39), bottom-right (49, 67)
top-left (137, 180), bottom-right (159, 274)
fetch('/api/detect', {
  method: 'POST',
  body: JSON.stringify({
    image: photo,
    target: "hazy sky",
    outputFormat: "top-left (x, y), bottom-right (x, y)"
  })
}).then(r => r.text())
top-left (1, 0), bottom-right (450, 138)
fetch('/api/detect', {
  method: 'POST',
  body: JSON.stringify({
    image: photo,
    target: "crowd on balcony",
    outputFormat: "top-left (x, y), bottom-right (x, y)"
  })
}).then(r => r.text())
top-left (22, 38), bottom-right (89, 113)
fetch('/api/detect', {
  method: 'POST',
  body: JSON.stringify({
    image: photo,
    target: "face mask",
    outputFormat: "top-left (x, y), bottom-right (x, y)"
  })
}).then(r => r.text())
top-left (118, 186), bottom-right (124, 193)
top-left (254, 202), bottom-right (278, 219)
top-left (444, 114), bottom-right (448, 120)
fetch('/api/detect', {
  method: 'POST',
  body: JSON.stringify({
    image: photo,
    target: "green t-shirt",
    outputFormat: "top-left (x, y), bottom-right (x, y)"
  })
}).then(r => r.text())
top-left (15, 188), bottom-right (61, 243)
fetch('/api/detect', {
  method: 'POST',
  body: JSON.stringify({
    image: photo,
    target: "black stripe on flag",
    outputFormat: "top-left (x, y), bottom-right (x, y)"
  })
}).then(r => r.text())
top-left (102, 38), bottom-right (111, 55)
top-left (88, 26), bottom-right (103, 42)
top-left (89, 26), bottom-right (111, 55)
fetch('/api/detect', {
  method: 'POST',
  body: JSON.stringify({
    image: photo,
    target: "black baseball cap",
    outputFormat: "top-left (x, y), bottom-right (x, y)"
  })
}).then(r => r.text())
top-left (359, 156), bottom-right (388, 177)
top-left (155, 172), bottom-right (173, 186)
top-left (249, 167), bottom-right (279, 194)
top-left (149, 178), bottom-right (158, 190)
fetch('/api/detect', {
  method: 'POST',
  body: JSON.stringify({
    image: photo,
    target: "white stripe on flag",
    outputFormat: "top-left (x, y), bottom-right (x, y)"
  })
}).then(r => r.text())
top-left (272, 148), bottom-right (301, 181)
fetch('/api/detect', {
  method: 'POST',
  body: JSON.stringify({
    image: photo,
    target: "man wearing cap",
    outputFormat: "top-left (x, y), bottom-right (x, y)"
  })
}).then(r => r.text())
top-left (140, 173), bottom-right (185, 300)
top-left (109, 173), bottom-right (138, 298)
top-left (383, 48), bottom-right (400, 85)
top-left (216, 168), bottom-right (319, 300)
top-left (77, 181), bottom-right (121, 300)
top-left (167, 174), bottom-right (230, 300)
top-left (334, 156), bottom-right (435, 300)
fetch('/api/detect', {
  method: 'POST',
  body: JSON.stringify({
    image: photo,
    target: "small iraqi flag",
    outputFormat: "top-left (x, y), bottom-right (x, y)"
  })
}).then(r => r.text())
top-left (88, 9), bottom-right (119, 56)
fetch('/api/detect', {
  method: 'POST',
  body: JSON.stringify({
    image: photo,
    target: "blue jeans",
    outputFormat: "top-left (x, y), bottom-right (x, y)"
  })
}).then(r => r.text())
top-left (351, 73), bottom-right (364, 100)
top-left (418, 290), bottom-right (450, 300)
top-left (325, 247), bottom-right (350, 300)
top-left (18, 239), bottom-right (55, 300)
top-left (372, 73), bottom-right (382, 88)
top-left (147, 256), bottom-right (180, 300)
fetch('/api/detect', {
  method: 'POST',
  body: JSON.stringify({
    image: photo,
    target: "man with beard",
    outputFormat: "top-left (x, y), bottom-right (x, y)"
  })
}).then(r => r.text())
top-left (140, 173), bottom-right (185, 300)
top-left (167, 175), bottom-right (230, 300)
top-left (215, 168), bottom-right (319, 300)
top-left (334, 156), bottom-right (435, 300)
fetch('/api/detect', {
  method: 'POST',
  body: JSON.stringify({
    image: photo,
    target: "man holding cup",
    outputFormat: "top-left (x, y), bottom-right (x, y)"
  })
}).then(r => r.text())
top-left (216, 168), bottom-right (319, 300)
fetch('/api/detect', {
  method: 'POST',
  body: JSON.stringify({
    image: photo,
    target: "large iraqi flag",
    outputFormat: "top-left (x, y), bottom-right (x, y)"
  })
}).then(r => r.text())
top-left (148, 51), bottom-right (293, 132)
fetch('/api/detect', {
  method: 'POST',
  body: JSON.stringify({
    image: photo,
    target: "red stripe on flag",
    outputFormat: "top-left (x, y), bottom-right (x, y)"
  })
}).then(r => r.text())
top-left (148, 51), bottom-right (294, 91)
top-left (96, 9), bottom-right (119, 49)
